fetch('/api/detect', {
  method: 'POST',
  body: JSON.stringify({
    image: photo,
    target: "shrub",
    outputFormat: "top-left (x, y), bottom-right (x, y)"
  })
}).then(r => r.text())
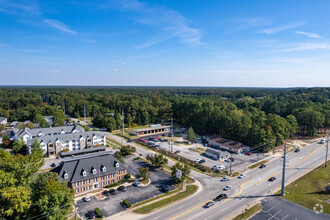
top-left (133, 157), bottom-right (140, 161)
top-left (94, 207), bottom-right (104, 218)
top-left (123, 199), bottom-right (131, 208)
top-left (124, 173), bottom-right (131, 179)
top-left (105, 180), bottom-right (123, 188)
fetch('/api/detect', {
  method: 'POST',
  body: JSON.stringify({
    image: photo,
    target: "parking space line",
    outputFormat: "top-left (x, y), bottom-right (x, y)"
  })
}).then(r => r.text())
top-left (268, 210), bottom-right (281, 220)
top-left (281, 214), bottom-right (289, 220)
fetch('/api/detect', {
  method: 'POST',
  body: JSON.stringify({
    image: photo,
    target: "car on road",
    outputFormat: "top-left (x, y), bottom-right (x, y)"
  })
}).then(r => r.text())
top-left (238, 174), bottom-right (246, 179)
top-left (259, 164), bottom-right (266, 169)
top-left (160, 185), bottom-right (169, 192)
top-left (56, 156), bottom-right (61, 159)
top-left (215, 193), bottom-right (227, 201)
top-left (245, 152), bottom-right (252, 156)
top-left (223, 185), bottom-right (232, 191)
top-left (204, 201), bottom-right (215, 208)
top-left (199, 159), bottom-right (205, 163)
top-left (224, 159), bottom-right (231, 163)
top-left (83, 196), bottom-right (90, 202)
top-left (50, 163), bottom-right (56, 167)
top-left (320, 139), bottom-right (325, 144)
top-left (86, 210), bottom-right (96, 219)
top-left (268, 177), bottom-right (276, 182)
top-left (117, 186), bottom-right (126, 192)
top-left (109, 189), bottom-right (116, 194)
top-left (127, 140), bottom-right (132, 143)
top-left (133, 181), bottom-right (140, 187)
top-left (174, 150), bottom-right (180, 154)
top-left (294, 148), bottom-right (300, 153)
top-left (228, 157), bottom-right (234, 162)
top-left (220, 177), bottom-right (230, 182)
top-left (212, 165), bottom-right (225, 171)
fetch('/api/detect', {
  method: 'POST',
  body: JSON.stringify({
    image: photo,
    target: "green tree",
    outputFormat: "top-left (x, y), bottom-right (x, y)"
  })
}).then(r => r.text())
top-left (286, 114), bottom-right (299, 133)
top-left (31, 140), bottom-right (44, 156)
top-left (120, 145), bottom-right (136, 156)
top-left (170, 162), bottom-right (190, 183)
top-left (12, 137), bottom-right (25, 154)
top-left (138, 167), bottom-right (150, 180)
top-left (33, 114), bottom-right (50, 128)
top-left (146, 154), bottom-right (168, 168)
top-left (186, 126), bottom-right (196, 142)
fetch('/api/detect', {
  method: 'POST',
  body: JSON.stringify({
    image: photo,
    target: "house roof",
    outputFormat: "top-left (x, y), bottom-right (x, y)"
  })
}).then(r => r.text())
top-left (209, 137), bottom-right (246, 150)
top-left (55, 152), bottom-right (127, 183)
top-left (26, 131), bottom-right (104, 145)
top-left (0, 117), bottom-right (7, 121)
top-left (16, 124), bottom-right (84, 138)
top-left (134, 125), bottom-right (170, 132)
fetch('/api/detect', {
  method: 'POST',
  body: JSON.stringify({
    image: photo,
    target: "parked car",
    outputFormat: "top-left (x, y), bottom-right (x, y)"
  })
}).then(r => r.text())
top-left (228, 158), bottom-right (234, 162)
top-left (238, 174), bottom-right (246, 179)
top-left (204, 201), bottom-right (215, 208)
top-left (320, 139), bottom-right (325, 144)
top-left (223, 185), bottom-right (232, 191)
top-left (268, 177), bottom-right (276, 182)
top-left (259, 164), bottom-right (266, 169)
top-left (294, 148), bottom-right (300, 153)
top-left (194, 158), bottom-right (201, 163)
top-left (109, 189), bottom-right (116, 194)
top-left (118, 186), bottom-right (126, 192)
top-left (86, 210), bottom-right (96, 219)
top-left (160, 185), bottom-right (169, 192)
top-left (245, 152), bottom-right (252, 156)
top-left (83, 196), bottom-right (90, 202)
top-left (168, 134), bottom-right (172, 137)
top-left (199, 159), bottom-right (205, 163)
top-left (133, 181), bottom-right (140, 187)
top-left (50, 163), bottom-right (56, 167)
top-left (220, 177), bottom-right (230, 182)
top-left (102, 190), bottom-right (109, 196)
top-left (224, 159), bottom-right (231, 163)
top-left (174, 150), bottom-right (180, 154)
top-left (56, 156), bottom-right (61, 159)
top-left (127, 140), bottom-right (132, 143)
top-left (215, 193), bottom-right (227, 201)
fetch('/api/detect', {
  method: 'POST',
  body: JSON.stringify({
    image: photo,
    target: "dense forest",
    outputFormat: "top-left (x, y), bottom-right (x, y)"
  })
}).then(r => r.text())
top-left (0, 87), bottom-right (329, 152)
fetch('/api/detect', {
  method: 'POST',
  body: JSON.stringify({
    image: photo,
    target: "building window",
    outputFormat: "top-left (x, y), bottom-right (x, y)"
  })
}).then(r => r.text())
top-left (87, 186), bottom-right (90, 190)
top-left (87, 179), bottom-right (90, 184)
top-left (92, 169), bottom-right (97, 174)
top-left (101, 176), bottom-right (104, 180)
top-left (94, 178), bottom-right (97, 182)
top-left (101, 182), bottom-right (104, 186)
top-left (111, 179), bottom-right (114, 184)
top-left (117, 177), bottom-right (120, 181)
top-left (106, 181), bottom-right (109, 185)
top-left (111, 173), bottom-right (115, 178)
top-left (117, 171), bottom-right (120, 174)
top-left (82, 171), bottom-right (87, 177)
top-left (75, 188), bottom-right (79, 193)
top-left (64, 173), bottom-right (68, 179)
top-left (107, 174), bottom-right (109, 179)
top-left (82, 187), bottom-right (85, 191)
top-left (81, 180), bottom-right (84, 185)
top-left (122, 170), bottom-right (125, 174)
top-left (102, 167), bottom-right (106, 172)
top-left (75, 182), bottom-right (79, 187)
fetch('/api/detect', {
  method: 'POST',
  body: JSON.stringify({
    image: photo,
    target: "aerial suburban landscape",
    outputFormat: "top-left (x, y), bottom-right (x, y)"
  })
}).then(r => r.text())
top-left (0, 1), bottom-right (329, 220)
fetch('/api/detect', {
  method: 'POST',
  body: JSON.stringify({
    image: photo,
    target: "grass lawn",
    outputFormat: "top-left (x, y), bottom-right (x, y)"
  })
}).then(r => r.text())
top-left (248, 160), bottom-right (269, 169)
top-left (131, 188), bottom-right (181, 208)
top-left (133, 185), bottom-right (198, 214)
top-left (232, 203), bottom-right (262, 220)
top-left (280, 162), bottom-right (330, 214)
top-left (141, 178), bottom-right (150, 185)
top-left (112, 125), bottom-right (149, 140)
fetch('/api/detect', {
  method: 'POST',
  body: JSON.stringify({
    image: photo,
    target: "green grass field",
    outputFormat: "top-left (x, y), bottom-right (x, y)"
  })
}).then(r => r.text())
top-left (232, 203), bottom-right (262, 220)
top-left (281, 162), bottom-right (330, 214)
top-left (248, 160), bottom-right (269, 169)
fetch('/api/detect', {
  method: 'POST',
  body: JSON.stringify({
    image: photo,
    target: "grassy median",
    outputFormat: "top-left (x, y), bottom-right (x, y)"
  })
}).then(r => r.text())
top-left (281, 162), bottom-right (330, 214)
top-left (232, 203), bottom-right (262, 220)
top-left (133, 185), bottom-right (198, 214)
top-left (248, 160), bottom-right (268, 169)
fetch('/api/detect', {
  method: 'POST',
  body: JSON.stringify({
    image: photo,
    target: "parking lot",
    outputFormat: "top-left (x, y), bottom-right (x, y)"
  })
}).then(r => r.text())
top-left (137, 135), bottom-right (268, 173)
top-left (76, 155), bottom-right (176, 219)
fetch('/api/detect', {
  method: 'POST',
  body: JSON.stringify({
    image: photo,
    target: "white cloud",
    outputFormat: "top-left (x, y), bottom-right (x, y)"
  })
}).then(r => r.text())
top-left (0, 0), bottom-right (40, 15)
top-left (258, 22), bottom-right (304, 34)
top-left (278, 43), bottom-right (330, 52)
top-left (295, 31), bottom-right (321, 38)
top-left (43, 19), bottom-right (77, 35)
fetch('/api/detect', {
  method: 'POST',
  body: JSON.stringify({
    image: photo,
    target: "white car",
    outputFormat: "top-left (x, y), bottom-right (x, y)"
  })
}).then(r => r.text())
top-left (238, 174), bottom-right (246, 179)
top-left (83, 196), bottom-right (90, 202)
top-left (223, 185), bottom-right (232, 191)
top-left (320, 139), bottom-right (325, 144)
top-left (220, 177), bottom-right (230, 182)
top-left (194, 158), bottom-right (201, 163)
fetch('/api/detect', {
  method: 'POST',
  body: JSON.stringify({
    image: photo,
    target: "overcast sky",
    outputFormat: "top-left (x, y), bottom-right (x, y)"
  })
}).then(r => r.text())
top-left (0, 0), bottom-right (330, 87)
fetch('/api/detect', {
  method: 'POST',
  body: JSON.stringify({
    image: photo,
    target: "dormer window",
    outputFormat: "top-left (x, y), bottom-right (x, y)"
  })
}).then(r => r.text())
top-left (64, 172), bottom-right (68, 179)
top-left (102, 166), bottom-right (106, 172)
top-left (82, 170), bottom-right (87, 177)
top-left (114, 161), bottom-right (119, 168)
top-left (92, 168), bottom-right (97, 174)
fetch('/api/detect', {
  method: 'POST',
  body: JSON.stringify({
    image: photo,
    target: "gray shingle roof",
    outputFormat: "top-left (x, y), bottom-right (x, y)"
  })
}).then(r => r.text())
top-left (16, 125), bottom-right (84, 138)
top-left (0, 117), bottom-right (7, 122)
top-left (26, 131), bottom-right (104, 145)
top-left (56, 153), bottom-right (127, 182)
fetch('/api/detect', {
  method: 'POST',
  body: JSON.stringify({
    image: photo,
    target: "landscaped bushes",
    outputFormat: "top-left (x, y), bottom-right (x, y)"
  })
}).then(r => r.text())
top-left (123, 199), bottom-right (131, 208)
top-left (94, 207), bottom-right (104, 218)
top-left (105, 180), bottom-right (123, 188)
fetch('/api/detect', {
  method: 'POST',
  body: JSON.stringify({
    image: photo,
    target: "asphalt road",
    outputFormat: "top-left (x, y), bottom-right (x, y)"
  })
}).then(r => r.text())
top-left (251, 196), bottom-right (329, 220)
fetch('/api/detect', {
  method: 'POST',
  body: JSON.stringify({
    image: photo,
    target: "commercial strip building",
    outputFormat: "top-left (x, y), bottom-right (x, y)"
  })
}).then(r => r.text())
top-left (208, 136), bottom-right (249, 154)
top-left (26, 131), bottom-right (105, 156)
top-left (54, 152), bottom-right (127, 196)
top-left (132, 124), bottom-right (170, 136)
top-left (205, 148), bottom-right (229, 160)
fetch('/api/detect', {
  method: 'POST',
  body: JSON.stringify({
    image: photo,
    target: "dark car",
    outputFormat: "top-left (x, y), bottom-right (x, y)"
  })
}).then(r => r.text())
top-left (118, 186), bottom-right (126, 192)
top-left (215, 193), bottom-right (227, 201)
top-left (109, 189), bottom-right (116, 194)
top-left (102, 190), bottom-right (109, 196)
top-left (259, 164), bottom-right (266, 169)
top-left (268, 177), bottom-right (276, 182)
top-left (228, 157), bottom-right (234, 162)
top-left (86, 210), bottom-right (96, 219)
top-left (161, 185), bottom-right (169, 192)
top-left (199, 159), bottom-right (205, 163)
top-left (174, 150), bottom-right (181, 154)
top-left (127, 140), bottom-right (132, 143)
top-left (50, 163), bottom-right (56, 167)
top-left (204, 201), bottom-right (215, 208)
top-left (294, 148), bottom-right (300, 153)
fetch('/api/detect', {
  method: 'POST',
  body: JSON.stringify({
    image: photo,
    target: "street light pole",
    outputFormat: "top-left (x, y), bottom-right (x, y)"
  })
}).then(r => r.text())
top-left (325, 133), bottom-right (329, 167)
top-left (281, 139), bottom-right (287, 196)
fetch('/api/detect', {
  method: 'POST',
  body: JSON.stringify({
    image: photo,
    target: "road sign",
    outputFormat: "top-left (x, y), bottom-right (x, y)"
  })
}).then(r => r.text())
top-left (176, 169), bottom-right (182, 179)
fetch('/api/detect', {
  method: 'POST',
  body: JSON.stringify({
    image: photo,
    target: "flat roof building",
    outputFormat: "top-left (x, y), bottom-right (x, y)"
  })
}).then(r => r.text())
top-left (208, 137), bottom-right (249, 154)
top-left (132, 124), bottom-right (170, 136)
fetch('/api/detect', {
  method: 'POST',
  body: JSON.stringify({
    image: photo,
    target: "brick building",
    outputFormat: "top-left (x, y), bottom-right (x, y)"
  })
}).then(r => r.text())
top-left (55, 153), bottom-right (128, 196)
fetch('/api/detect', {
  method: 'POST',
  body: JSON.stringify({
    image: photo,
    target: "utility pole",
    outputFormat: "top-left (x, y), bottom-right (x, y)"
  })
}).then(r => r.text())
top-left (63, 101), bottom-right (65, 114)
top-left (325, 133), bottom-right (329, 167)
top-left (171, 118), bottom-right (174, 152)
top-left (122, 109), bottom-right (124, 135)
top-left (281, 139), bottom-right (287, 196)
top-left (84, 105), bottom-right (86, 125)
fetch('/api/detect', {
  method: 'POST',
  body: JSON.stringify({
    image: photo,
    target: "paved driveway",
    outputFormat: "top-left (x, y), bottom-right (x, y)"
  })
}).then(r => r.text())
top-left (77, 155), bottom-right (176, 219)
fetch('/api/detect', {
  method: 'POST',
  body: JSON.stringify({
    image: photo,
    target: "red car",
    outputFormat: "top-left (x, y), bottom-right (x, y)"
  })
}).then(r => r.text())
top-left (155, 136), bottom-right (159, 139)
top-left (245, 152), bottom-right (252, 156)
top-left (138, 138), bottom-right (143, 141)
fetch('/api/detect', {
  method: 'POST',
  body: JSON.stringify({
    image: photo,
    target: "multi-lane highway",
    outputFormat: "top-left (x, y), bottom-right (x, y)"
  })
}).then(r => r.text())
top-left (106, 132), bottom-right (328, 220)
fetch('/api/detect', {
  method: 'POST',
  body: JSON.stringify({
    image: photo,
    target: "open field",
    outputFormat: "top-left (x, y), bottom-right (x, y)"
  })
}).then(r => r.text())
top-left (280, 162), bottom-right (330, 214)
